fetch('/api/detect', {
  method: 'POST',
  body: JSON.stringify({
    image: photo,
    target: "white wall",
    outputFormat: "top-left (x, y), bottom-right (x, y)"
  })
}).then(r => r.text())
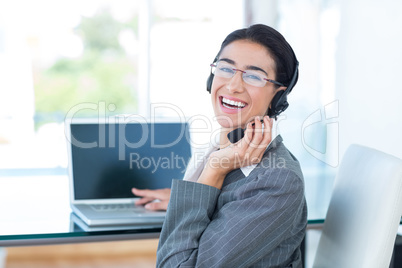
top-left (336, 0), bottom-right (402, 160)
top-left (248, 0), bottom-right (402, 161)
top-left (245, 1), bottom-right (402, 231)
top-left (0, 3), bottom-right (35, 144)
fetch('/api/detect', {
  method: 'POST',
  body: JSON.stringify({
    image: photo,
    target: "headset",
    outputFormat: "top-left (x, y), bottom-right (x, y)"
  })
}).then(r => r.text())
top-left (267, 60), bottom-right (299, 119)
top-left (206, 58), bottom-right (299, 120)
top-left (206, 56), bottom-right (218, 95)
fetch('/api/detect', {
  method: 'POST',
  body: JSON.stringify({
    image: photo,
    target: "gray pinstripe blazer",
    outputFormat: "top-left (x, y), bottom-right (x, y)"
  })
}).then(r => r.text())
top-left (157, 135), bottom-right (307, 267)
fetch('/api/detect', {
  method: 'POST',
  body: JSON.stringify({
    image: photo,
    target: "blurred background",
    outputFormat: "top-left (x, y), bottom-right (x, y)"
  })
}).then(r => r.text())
top-left (1, 0), bottom-right (401, 267)
top-left (0, 0), bottom-right (401, 226)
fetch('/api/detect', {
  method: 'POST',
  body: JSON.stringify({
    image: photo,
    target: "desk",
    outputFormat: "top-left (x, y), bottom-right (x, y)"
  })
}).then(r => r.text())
top-left (0, 174), bottom-right (327, 247)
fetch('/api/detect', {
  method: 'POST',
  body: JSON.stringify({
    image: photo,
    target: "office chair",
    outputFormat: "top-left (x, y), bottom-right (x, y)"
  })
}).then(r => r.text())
top-left (313, 144), bottom-right (402, 268)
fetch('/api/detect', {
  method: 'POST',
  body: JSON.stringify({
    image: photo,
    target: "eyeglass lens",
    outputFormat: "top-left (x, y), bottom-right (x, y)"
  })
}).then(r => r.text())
top-left (212, 62), bottom-right (268, 87)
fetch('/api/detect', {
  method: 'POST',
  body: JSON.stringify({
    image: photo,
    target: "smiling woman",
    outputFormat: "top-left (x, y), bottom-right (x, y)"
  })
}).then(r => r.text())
top-left (134, 24), bottom-right (307, 268)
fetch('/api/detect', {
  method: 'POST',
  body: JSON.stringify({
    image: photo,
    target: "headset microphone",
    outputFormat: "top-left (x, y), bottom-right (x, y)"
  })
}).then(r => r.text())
top-left (227, 119), bottom-right (265, 144)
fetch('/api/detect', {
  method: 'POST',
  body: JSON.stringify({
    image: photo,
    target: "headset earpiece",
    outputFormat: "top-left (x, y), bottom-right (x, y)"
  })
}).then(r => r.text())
top-left (206, 73), bottom-right (214, 93)
top-left (268, 90), bottom-right (289, 119)
top-left (206, 56), bottom-right (218, 94)
top-left (268, 61), bottom-right (299, 119)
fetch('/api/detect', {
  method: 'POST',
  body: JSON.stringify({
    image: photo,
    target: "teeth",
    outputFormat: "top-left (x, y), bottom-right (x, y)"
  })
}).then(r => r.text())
top-left (222, 97), bottom-right (246, 108)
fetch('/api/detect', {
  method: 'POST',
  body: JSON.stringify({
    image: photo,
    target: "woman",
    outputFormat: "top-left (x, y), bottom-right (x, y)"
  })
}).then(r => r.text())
top-left (133, 24), bottom-right (307, 267)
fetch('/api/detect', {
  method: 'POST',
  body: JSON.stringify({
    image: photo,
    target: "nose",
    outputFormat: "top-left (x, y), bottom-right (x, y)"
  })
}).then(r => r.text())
top-left (226, 71), bottom-right (245, 93)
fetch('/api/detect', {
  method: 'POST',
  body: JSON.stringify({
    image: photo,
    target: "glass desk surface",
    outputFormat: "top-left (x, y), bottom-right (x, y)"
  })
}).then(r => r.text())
top-left (0, 174), bottom-right (327, 247)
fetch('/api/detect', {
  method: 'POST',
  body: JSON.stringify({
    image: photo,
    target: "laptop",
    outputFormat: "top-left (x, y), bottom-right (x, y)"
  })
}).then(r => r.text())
top-left (69, 212), bottom-right (162, 232)
top-left (66, 118), bottom-right (192, 227)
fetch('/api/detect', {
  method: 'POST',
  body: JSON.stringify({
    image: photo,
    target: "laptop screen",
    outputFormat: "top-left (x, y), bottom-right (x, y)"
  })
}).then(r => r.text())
top-left (68, 122), bottom-right (192, 200)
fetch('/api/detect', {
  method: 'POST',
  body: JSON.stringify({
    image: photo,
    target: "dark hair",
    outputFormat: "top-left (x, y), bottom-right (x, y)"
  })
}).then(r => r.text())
top-left (215, 24), bottom-right (298, 89)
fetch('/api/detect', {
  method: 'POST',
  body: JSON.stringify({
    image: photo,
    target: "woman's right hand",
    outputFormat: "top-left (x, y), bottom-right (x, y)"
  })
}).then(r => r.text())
top-left (198, 116), bottom-right (273, 190)
top-left (131, 188), bottom-right (171, 211)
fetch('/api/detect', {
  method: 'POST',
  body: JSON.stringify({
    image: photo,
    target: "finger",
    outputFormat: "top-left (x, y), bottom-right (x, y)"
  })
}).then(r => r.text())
top-left (145, 201), bottom-right (168, 211)
top-left (133, 188), bottom-right (172, 205)
top-left (244, 116), bottom-right (272, 164)
top-left (132, 188), bottom-right (164, 199)
top-left (251, 116), bottom-right (272, 150)
top-left (241, 121), bottom-right (254, 148)
top-left (250, 116), bottom-right (263, 148)
top-left (252, 116), bottom-right (272, 160)
top-left (260, 116), bottom-right (272, 148)
top-left (135, 197), bottom-right (155, 205)
top-left (261, 116), bottom-right (273, 146)
top-left (132, 188), bottom-right (147, 197)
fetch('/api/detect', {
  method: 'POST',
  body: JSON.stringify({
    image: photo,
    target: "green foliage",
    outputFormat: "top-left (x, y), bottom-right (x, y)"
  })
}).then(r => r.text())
top-left (34, 8), bottom-right (138, 124)
top-left (76, 8), bottom-right (124, 53)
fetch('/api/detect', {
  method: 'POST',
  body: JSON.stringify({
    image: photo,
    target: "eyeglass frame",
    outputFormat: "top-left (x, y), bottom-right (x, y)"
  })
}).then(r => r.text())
top-left (210, 62), bottom-right (285, 88)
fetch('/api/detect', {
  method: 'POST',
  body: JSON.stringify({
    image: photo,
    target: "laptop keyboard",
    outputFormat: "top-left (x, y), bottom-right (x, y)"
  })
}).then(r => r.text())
top-left (91, 204), bottom-right (145, 212)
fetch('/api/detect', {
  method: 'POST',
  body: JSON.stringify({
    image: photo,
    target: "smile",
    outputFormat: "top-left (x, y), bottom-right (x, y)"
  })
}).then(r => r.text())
top-left (221, 97), bottom-right (247, 109)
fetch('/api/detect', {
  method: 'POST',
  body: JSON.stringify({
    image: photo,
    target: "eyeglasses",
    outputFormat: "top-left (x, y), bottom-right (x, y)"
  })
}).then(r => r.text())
top-left (210, 62), bottom-right (284, 88)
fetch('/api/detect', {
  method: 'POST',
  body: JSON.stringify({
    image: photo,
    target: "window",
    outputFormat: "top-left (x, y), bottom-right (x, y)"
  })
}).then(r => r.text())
top-left (149, 0), bottom-right (243, 118)
top-left (0, 0), bottom-right (244, 173)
